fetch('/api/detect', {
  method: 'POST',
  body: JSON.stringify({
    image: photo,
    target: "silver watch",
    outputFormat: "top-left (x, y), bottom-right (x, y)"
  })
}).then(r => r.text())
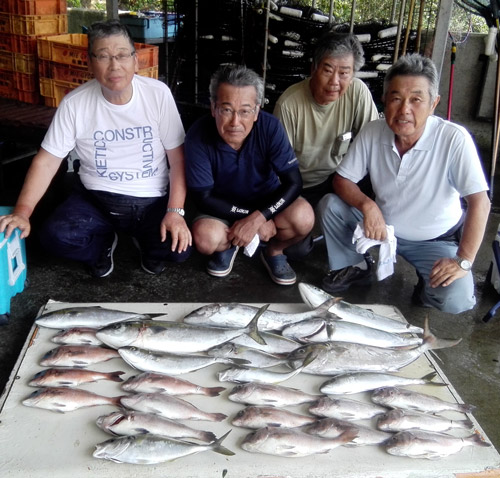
top-left (167, 207), bottom-right (185, 217)
top-left (454, 256), bottom-right (472, 271)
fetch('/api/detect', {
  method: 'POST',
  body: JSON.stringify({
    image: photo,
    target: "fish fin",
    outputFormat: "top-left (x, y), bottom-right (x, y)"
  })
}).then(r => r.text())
top-left (206, 386), bottom-right (226, 397)
top-left (229, 358), bottom-right (252, 366)
top-left (423, 317), bottom-right (462, 351)
top-left (459, 403), bottom-right (476, 414)
top-left (212, 430), bottom-right (235, 456)
top-left (317, 298), bottom-right (342, 318)
top-left (111, 396), bottom-right (124, 407)
top-left (245, 304), bottom-right (268, 346)
top-left (468, 434), bottom-right (491, 447)
top-left (298, 351), bottom-right (316, 370)
top-left (134, 428), bottom-right (149, 435)
top-left (458, 418), bottom-right (474, 430)
top-left (338, 428), bottom-right (359, 444)
top-left (422, 371), bottom-right (447, 386)
top-left (211, 413), bottom-right (228, 422)
top-left (108, 371), bottom-right (126, 382)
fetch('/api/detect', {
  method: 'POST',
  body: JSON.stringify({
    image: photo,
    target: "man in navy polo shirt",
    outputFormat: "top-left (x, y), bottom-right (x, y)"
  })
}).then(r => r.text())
top-left (185, 65), bottom-right (314, 285)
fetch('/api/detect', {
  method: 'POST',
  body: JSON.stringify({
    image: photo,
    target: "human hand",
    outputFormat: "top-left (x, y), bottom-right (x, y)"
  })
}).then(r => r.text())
top-left (0, 213), bottom-right (31, 239)
top-left (161, 211), bottom-right (192, 253)
top-left (228, 211), bottom-right (267, 247)
top-left (257, 220), bottom-right (277, 242)
top-left (429, 257), bottom-right (468, 288)
top-left (362, 206), bottom-right (387, 241)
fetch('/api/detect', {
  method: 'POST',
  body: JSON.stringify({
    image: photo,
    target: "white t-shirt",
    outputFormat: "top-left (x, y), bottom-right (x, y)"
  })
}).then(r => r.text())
top-left (41, 76), bottom-right (185, 197)
top-left (336, 116), bottom-right (489, 241)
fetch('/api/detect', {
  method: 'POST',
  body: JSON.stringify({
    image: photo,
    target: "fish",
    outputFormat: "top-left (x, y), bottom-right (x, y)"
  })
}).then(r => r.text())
top-left (183, 298), bottom-right (338, 331)
top-left (241, 426), bottom-right (358, 457)
top-left (383, 429), bottom-right (491, 459)
top-left (319, 371), bottom-right (445, 395)
top-left (121, 372), bottom-right (225, 397)
top-left (228, 382), bottom-right (320, 407)
top-left (96, 410), bottom-right (217, 443)
top-left (371, 386), bottom-right (476, 414)
top-left (232, 406), bottom-right (317, 429)
top-left (22, 387), bottom-right (122, 413)
top-left (96, 304), bottom-right (267, 353)
top-left (40, 345), bottom-right (120, 368)
top-left (297, 283), bottom-right (423, 334)
top-left (206, 343), bottom-right (287, 368)
top-left (377, 409), bottom-right (474, 433)
top-left (231, 331), bottom-right (300, 354)
top-left (118, 346), bottom-right (249, 375)
top-left (303, 417), bottom-right (393, 446)
top-left (93, 430), bottom-right (234, 464)
top-left (287, 318), bottom-right (460, 375)
top-left (35, 306), bottom-right (149, 329)
top-left (51, 327), bottom-right (103, 345)
top-left (120, 392), bottom-right (227, 422)
top-left (308, 396), bottom-right (388, 421)
top-left (28, 368), bottom-right (125, 388)
top-left (281, 318), bottom-right (423, 348)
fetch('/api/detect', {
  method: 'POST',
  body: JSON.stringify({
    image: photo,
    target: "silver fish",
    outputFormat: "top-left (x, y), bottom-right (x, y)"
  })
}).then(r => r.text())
top-left (51, 327), bottom-right (103, 345)
top-left (35, 306), bottom-right (149, 329)
top-left (183, 299), bottom-right (338, 331)
top-left (96, 410), bottom-right (217, 442)
top-left (231, 331), bottom-right (300, 353)
top-left (319, 371), bottom-right (445, 395)
top-left (377, 409), bottom-right (474, 433)
top-left (384, 429), bottom-right (490, 459)
top-left (308, 396), bottom-right (388, 420)
top-left (40, 345), bottom-right (120, 368)
top-left (22, 387), bottom-right (121, 413)
top-left (241, 426), bottom-right (358, 457)
top-left (122, 372), bottom-right (225, 396)
top-left (303, 417), bottom-right (392, 446)
top-left (228, 382), bottom-right (320, 407)
top-left (120, 392), bottom-right (227, 422)
top-left (96, 305), bottom-right (266, 353)
top-left (28, 367), bottom-right (124, 388)
top-left (281, 318), bottom-right (423, 348)
top-left (232, 406), bottom-right (316, 429)
top-left (371, 386), bottom-right (476, 414)
top-left (118, 346), bottom-right (248, 375)
top-left (207, 343), bottom-right (287, 368)
top-left (287, 318), bottom-right (460, 375)
top-left (298, 283), bottom-right (423, 334)
top-left (93, 430), bottom-right (234, 464)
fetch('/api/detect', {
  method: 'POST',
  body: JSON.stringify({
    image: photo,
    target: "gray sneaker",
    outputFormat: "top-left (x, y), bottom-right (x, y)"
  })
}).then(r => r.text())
top-left (207, 246), bottom-right (239, 277)
top-left (260, 251), bottom-right (296, 286)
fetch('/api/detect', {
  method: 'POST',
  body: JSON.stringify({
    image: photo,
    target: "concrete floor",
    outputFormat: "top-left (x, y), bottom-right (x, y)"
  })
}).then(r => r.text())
top-left (1, 196), bottom-right (500, 458)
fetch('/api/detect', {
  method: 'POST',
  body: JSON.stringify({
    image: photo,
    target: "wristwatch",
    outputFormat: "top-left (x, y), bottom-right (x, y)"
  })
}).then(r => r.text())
top-left (454, 255), bottom-right (472, 271)
top-left (167, 207), bottom-right (185, 217)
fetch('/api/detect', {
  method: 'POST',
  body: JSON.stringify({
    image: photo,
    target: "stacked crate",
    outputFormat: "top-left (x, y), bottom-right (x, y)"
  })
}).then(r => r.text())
top-left (0, 0), bottom-right (67, 104)
top-left (38, 33), bottom-right (159, 107)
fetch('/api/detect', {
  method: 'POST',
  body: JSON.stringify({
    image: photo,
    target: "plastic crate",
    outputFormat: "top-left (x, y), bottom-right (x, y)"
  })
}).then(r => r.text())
top-left (0, 12), bottom-right (10, 32)
top-left (39, 76), bottom-right (78, 105)
top-left (0, 68), bottom-right (17, 99)
top-left (37, 34), bottom-right (158, 68)
top-left (7, 0), bottom-right (67, 15)
top-left (14, 70), bottom-right (37, 91)
top-left (0, 51), bottom-right (36, 74)
top-left (0, 33), bottom-right (38, 54)
top-left (11, 13), bottom-right (67, 36)
top-left (0, 0), bottom-right (8, 12)
top-left (16, 88), bottom-right (40, 103)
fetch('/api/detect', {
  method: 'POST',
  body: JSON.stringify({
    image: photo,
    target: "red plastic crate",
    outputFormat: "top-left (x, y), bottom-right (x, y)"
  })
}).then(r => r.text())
top-left (0, 12), bottom-right (10, 32)
top-left (11, 13), bottom-right (67, 36)
top-left (7, 0), bottom-right (67, 15)
top-left (0, 0), bottom-right (8, 12)
top-left (0, 33), bottom-right (38, 54)
top-left (0, 68), bottom-right (16, 98)
top-left (14, 71), bottom-right (38, 91)
top-left (17, 88), bottom-right (40, 103)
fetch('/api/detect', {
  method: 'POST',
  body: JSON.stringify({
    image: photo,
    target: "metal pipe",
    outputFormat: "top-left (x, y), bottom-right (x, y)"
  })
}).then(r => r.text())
top-left (350, 0), bottom-right (357, 33)
top-left (394, 0), bottom-right (407, 62)
top-left (328, 0), bottom-right (335, 24)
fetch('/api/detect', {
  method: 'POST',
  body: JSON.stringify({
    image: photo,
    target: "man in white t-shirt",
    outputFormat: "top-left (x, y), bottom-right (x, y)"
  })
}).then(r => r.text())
top-left (317, 54), bottom-right (490, 314)
top-left (0, 20), bottom-right (192, 277)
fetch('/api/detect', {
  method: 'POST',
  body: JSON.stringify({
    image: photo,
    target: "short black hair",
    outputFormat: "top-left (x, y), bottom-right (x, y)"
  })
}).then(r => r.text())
top-left (87, 19), bottom-right (135, 55)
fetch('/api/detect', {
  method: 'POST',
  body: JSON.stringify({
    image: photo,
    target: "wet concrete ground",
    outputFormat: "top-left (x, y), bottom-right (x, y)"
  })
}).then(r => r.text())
top-left (1, 203), bottom-right (500, 455)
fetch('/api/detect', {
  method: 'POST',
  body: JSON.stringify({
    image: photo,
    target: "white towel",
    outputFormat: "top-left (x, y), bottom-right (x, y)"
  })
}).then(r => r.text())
top-left (244, 234), bottom-right (261, 257)
top-left (352, 223), bottom-right (397, 281)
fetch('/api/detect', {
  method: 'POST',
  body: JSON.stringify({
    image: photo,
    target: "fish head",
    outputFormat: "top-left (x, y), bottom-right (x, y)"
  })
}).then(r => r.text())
top-left (227, 383), bottom-right (254, 402)
top-left (28, 369), bottom-right (52, 386)
top-left (93, 436), bottom-right (134, 461)
top-left (22, 388), bottom-right (67, 411)
top-left (206, 343), bottom-right (236, 358)
top-left (371, 386), bottom-right (398, 406)
top-left (298, 282), bottom-right (334, 309)
top-left (96, 411), bottom-right (129, 433)
top-left (376, 409), bottom-right (404, 430)
top-left (217, 367), bottom-right (245, 382)
top-left (240, 428), bottom-right (271, 452)
top-left (96, 322), bottom-right (141, 348)
top-left (383, 431), bottom-right (414, 456)
top-left (183, 303), bottom-right (223, 323)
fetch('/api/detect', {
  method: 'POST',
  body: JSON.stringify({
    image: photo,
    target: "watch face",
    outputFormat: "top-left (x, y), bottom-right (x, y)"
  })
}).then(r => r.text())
top-left (460, 259), bottom-right (472, 270)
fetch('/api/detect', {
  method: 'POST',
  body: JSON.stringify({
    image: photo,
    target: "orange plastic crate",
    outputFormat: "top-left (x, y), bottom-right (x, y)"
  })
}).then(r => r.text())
top-left (14, 71), bottom-right (38, 91)
top-left (0, 33), bottom-right (38, 54)
top-left (7, 0), bottom-right (67, 15)
top-left (11, 13), bottom-right (67, 36)
top-left (39, 76), bottom-right (78, 106)
top-left (0, 50), bottom-right (36, 73)
top-left (17, 88), bottom-right (40, 104)
top-left (0, 68), bottom-right (16, 98)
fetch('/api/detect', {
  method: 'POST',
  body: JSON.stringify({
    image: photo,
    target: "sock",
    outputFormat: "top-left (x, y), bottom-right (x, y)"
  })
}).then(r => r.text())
top-left (354, 259), bottom-right (368, 270)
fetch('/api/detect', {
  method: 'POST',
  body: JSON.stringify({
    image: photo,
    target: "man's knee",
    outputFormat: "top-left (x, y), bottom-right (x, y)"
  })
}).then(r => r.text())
top-left (423, 280), bottom-right (476, 314)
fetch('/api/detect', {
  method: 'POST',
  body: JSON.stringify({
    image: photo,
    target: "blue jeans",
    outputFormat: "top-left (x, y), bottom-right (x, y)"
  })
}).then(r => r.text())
top-left (39, 186), bottom-right (191, 267)
top-left (317, 193), bottom-right (475, 314)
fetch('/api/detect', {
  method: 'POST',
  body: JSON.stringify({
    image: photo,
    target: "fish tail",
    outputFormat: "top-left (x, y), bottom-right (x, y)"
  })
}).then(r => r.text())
top-left (458, 402), bottom-right (476, 414)
top-left (108, 371), bottom-right (126, 383)
top-left (199, 431), bottom-right (217, 443)
top-left (421, 371), bottom-right (447, 386)
top-left (206, 386), bottom-right (226, 397)
top-left (111, 396), bottom-right (126, 407)
top-left (458, 418), bottom-right (474, 430)
top-left (210, 412), bottom-right (228, 422)
top-left (245, 304), bottom-right (268, 346)
top-left (319, 298), bottom-right (343, 319)
top-left (466, 433), bottom-right (491, 447)
top-left (211, 430), bottom-right (235, 456)
top-left (423, 317), bottom-right (462, 351)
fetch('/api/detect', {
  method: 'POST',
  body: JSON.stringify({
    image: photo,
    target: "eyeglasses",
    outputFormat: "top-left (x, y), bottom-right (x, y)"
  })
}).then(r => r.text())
top-left (216, 105), bottom-right (257, 120)
top-left (90, 52), bottom-right (136, 64)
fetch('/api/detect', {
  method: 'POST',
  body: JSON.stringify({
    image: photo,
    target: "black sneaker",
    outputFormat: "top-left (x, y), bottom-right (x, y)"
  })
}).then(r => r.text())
top-left (132, 238), bottom-right (166, 275)
top-left (322, 257), bottom-right (373, 294)
top-left (89, 233), bottom-right (118, 278)
top-left (411, 273), bottom-right (432, 308)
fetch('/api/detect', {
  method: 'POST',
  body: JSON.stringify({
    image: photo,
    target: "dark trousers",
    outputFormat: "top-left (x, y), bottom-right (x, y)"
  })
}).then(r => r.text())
top-left (39, 186), bottom-right (191, 266)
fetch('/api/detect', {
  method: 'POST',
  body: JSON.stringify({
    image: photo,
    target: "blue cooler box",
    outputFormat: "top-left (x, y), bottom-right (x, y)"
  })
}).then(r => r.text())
top-left (120, 14), bottom-right (179, 39)
top-left (0, 206), bottom-right (27, 322)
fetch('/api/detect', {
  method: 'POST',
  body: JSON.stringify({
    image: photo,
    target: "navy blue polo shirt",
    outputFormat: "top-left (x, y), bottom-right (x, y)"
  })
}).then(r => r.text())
top-left (185, 110), bottom-right (298, 209)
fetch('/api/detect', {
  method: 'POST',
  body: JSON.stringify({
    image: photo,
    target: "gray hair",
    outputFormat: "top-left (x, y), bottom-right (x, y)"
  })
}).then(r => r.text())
top-left (87, 19), bottom-right (135, 55)
top-left (312, 32), bottom-right (365, 72)
top-left (383, 53), bottom-right (439, 104)
top-left (209, 65), bottom-right (264, 105)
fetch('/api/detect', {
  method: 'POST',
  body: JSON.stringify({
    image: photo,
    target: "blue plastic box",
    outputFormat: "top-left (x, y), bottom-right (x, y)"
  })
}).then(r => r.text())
top-left (120, 14), bottom-right (179, 39)
top-left (0, 206), bottom-right (27, 323)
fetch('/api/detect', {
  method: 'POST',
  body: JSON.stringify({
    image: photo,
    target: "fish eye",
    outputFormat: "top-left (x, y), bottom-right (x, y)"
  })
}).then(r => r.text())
top-left (235, 410), bottom-right (245, 417)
